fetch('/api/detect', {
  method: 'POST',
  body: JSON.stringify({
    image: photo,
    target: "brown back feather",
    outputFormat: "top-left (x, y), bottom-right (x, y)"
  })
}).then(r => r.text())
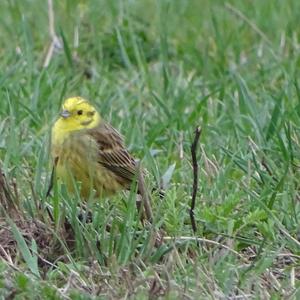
top-left (86, 122), bottom-right (138, 184)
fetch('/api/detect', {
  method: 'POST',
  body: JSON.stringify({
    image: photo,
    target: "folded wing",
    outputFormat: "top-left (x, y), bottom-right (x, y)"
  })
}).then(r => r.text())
top-left (86, 122), bottom-right (138, 186)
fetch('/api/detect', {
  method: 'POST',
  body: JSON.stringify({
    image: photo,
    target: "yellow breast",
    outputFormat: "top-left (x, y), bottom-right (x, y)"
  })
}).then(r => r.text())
top-left (51, 118), bottom-right (123, 198)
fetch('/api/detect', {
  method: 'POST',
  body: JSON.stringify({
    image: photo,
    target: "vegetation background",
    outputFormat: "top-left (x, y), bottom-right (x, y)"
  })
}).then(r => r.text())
top-left (0, 0), bottom-right (300, 298)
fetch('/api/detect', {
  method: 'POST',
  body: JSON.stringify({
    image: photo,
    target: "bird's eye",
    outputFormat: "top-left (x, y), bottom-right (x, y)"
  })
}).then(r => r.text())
top-left (77, 110), bottom-right (83, 115)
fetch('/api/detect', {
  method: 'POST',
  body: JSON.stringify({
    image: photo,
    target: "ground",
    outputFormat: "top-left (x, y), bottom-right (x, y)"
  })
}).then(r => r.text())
top-left (0, 0), bottom-right (300, 299)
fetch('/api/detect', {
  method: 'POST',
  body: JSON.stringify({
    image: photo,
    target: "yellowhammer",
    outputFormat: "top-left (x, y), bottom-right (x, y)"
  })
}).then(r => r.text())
top-left (49, 96), bottom-right (152, 220)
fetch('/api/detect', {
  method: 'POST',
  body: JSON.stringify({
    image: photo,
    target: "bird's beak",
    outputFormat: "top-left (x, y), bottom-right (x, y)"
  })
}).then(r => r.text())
top-left (60, 109), bottom-right (71, 118)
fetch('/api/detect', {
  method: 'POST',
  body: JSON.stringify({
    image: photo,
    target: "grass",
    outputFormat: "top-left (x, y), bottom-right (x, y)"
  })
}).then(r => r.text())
top-left (1, 0), bottom-right (300, 298)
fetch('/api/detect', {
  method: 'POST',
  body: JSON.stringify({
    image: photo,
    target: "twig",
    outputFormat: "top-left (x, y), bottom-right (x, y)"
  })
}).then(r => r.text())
top-left (190, 126), bottom-right (201, 234)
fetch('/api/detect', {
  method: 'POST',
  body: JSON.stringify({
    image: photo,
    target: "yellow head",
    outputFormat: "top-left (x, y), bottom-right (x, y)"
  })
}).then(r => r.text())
top-left (56, 97), bottom-right (101, 132)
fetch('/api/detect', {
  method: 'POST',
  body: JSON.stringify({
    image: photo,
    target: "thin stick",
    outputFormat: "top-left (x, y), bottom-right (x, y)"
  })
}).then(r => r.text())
top-left (190, 126), bottom-right (201, 233)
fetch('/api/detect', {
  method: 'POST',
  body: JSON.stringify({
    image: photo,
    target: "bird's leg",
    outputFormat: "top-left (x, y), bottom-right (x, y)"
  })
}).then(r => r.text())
top-left (46, 157), bottom-right (58, 198)
top-left (137, 164), bottom-right (153, 223)
top-left (45, 158), bottom-right (59, 222)
top-left (136, 194), bottom-right (145, 222)
top-left (46, 165), bottom-right (55, 198)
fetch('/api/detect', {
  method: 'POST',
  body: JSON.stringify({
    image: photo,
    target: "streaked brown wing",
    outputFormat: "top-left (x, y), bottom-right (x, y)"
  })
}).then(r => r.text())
top-left (87, 122), bottom-right (138, 184)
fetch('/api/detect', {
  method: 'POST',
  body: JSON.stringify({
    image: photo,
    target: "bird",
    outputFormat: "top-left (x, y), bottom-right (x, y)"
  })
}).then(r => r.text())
top-left (48, 96), bottom-right (152, 220)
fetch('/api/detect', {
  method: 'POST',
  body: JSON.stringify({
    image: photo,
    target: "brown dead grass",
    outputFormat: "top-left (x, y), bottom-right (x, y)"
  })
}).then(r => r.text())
top-left (0, 165), bottom-right (76, 271)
